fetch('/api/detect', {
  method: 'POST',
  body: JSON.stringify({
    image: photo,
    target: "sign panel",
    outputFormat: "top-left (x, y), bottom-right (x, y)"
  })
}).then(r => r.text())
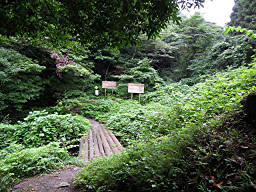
top-left (102, 81), bottom-right (117, 89)
top-left (128, 83), bottom-right (144, 94)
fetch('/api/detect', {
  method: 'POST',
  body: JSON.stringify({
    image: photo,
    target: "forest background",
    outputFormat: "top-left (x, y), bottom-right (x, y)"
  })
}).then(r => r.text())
top-left (0, 0), bottom-right (256, 191)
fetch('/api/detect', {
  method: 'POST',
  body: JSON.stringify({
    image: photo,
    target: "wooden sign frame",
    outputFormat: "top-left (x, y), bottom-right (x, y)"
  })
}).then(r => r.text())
top-left (128, 83), bottom-right (144, 102)
top-left (102, 81), bottom-right (117, 96)
top-left (102, 81), bottom-right (117, 89)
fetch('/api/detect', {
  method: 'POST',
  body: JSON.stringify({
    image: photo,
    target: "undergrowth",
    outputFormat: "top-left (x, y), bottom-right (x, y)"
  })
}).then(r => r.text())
top-left (73, 63), bottom-right (256, 191)
top-left (97, 63), bottom-right (256, 146)
top-left (55, 96), bottom-right (120, 120)
top-left (0, 142), bottom-right (70, 191)
top-left (0, 110), bottom-right (92, 151)
top-left (74, 111), bottom-right (256, 192)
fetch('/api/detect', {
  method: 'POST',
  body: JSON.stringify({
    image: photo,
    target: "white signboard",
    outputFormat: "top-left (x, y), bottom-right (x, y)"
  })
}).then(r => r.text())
top-left (128, 83), bottom-right (144, 94)
top-left (102, 81), bottom-right (117, 89)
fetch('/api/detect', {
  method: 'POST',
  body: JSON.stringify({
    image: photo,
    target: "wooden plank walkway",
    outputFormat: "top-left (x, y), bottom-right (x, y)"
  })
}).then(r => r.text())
top-left (78, 119), bottom-right (124, 164)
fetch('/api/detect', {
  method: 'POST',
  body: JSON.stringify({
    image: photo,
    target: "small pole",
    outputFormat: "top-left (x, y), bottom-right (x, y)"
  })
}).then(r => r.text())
top-left (112, 88), bottom-right (114, 95)
top-left (139, 93), bottom-right (141, 102)
top-left (131, 93), bottom-right (133, 100)
top-left (104, 88), bottom-right (106, 97)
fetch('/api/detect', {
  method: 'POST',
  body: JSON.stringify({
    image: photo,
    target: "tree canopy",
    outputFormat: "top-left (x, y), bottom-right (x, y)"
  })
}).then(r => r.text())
top-left (228, 0), bottom-right (256, 30)
top-left (0, 0), bottom-right (205, 47)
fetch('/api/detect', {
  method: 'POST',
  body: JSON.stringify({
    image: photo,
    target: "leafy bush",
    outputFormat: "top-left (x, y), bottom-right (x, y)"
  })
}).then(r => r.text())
top-left (73, 62), bottom-right (256, 191)
top-left (56, 96), bottom-right (119, 120)
top-left (0, 142), bottom-right (70, 191)
top-left (98, 101), bottom-right (170, 146)
top-left (50, 50), bottom-right (100, 99)
top-left (0, 123), bottom-right (18, 150)
top-left (13, 110), bottom-right (91, 149)
top-left (184, 34), bottom-right (255, 85)
top-left (0, 143), bottom-right (24, 160)
top-left (102, 101), bottom-right (148, 145)
top-left (101, 63), bottom-right (256, 146)
top-left (111, 58), bottom-right (164, 97)
top-left (0, 47), bottom-right (45, 121)
top-left (0, 41), bottom-right (100, 121)
top-left (74, 112), bottom-right (256, 192)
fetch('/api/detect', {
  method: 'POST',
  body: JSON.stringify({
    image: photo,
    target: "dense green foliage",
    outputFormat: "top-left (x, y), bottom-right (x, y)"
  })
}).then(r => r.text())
top-left (0, 0), bottom-right (204, 47)
top-left (0, 111), bottom-right (91, 152)
top-left (74, 62), bottom-right (256, 191)
top-left (158, 13), bottom-right (223, 82)
top-left (0, 142), bottom-right (70, 191)
top-left (89, 14), bottom-right (255, 85)
top-left (229, 0), bottom-right (256, 31)
top-left (55, 96), bottom-right (119, 119)
top-left (112, 58), bottom-right (164, 97)
top-left (1, 5), bottom-right (256, 191)
top-left (13, 111), bottom-right (91, 149)
top-left (92, 63), bottom-right (256, 147)
top-left (87, 14), bottom-right (223, 84)
top-left (50, 49), bottom-right (99, 99)
top-left (98, 101), bottom-right (169, 145)
top-left (186, 34), bottom-right (255, 84)
top-left (0, 123), bottom-right (18, 150)
top-left (74, 112), bottom-right (256, 192)
top-left (0, 41), bottom-right (99, 121)
top-left (0, 47), bottom-right (45, 120)
top-left (153, 14), bottom-right (255, 84)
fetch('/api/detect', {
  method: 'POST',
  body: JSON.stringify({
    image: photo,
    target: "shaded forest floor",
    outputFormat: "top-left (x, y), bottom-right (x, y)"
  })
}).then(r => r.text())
top-left (10, 118), bottom-right (115, 192)
top-left (11, 165), bottom-right (81, 192)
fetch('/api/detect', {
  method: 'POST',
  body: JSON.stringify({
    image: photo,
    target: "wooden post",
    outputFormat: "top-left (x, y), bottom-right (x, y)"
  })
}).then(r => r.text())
top-left (104, 88), bottom-right (106, 97)
top-left (112, 88), bottom-right (114, 95)
top-left (128, 83), bottom-right (144, 102)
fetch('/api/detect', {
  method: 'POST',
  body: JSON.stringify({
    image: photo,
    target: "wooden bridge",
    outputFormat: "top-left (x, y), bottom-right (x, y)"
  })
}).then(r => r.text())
top-left (78, 119), bottom-right (124, 164)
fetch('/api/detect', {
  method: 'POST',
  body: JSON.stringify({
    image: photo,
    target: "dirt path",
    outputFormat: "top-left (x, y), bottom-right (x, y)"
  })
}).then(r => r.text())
top-left (11, 165), bottom-right (82, 192)
top-left (10, 118), bottom-right (102, 192)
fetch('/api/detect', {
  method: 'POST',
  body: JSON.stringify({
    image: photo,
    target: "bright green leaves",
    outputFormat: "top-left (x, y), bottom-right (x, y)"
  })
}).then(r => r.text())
top-left (225, 26), bottom-right (256, 38)
top-left (73, 61), bottom-right (256, 192)
top-left (0, 47), bottom-right (45, 121)
top-left (0, 142), bottom-right (70, 191)
top-left (111, 58), bottom-right (164, 97)
top-left (12, 110), bottom-right (91, 148)
top-left (0, 0), bottom-right (205, 48)
top-left (157, 13), bottom-right (223, 84)
top-left (228, 0), bottom-right (256, 31)
top-left (225, 26), bottom-right (256, 63)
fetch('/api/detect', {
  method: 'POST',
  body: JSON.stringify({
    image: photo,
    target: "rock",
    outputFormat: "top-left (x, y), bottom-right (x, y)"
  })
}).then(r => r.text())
top-left (56, 182), bottom-right (70, 188)
top-left (73, 167), bottom-right (82, 171)
top-left (241, 91), bottom-right (256, 124)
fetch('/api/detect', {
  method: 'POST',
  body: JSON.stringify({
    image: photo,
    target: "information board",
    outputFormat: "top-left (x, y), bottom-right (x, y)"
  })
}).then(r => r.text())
top-left (102, 81), bottom-right (117, 89)
top-left (128, 83), bottom-right (144, 94)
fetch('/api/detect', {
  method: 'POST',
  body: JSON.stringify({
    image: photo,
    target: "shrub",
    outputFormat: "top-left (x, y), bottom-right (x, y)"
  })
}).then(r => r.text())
top-left (0, 47), bottom-right (45, 121)
top-left (103, 101), bottom-right (148, 145)
top-left (111, 58), bottom-right (164, 97)
top-left (49, 49), bottom-right (100, 99)
top-left (0, 143), bottom-right (24, 160)
top-left (73, 63), bottom-right (256, 191)
top-left (0, 142), bottom-right (70, 191)
top-left (56, 96), bottom-right (119, 120)
top-left (100, 101), bottom-right (170, 146)
top-left (0, 123), bottom-right (18, 150)
top-left (13, 110), bottom-right (91, 149)
top-left (100, 63), bottom-right (256, 146)
top-left (73, 111), bottom-right (256, 192)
